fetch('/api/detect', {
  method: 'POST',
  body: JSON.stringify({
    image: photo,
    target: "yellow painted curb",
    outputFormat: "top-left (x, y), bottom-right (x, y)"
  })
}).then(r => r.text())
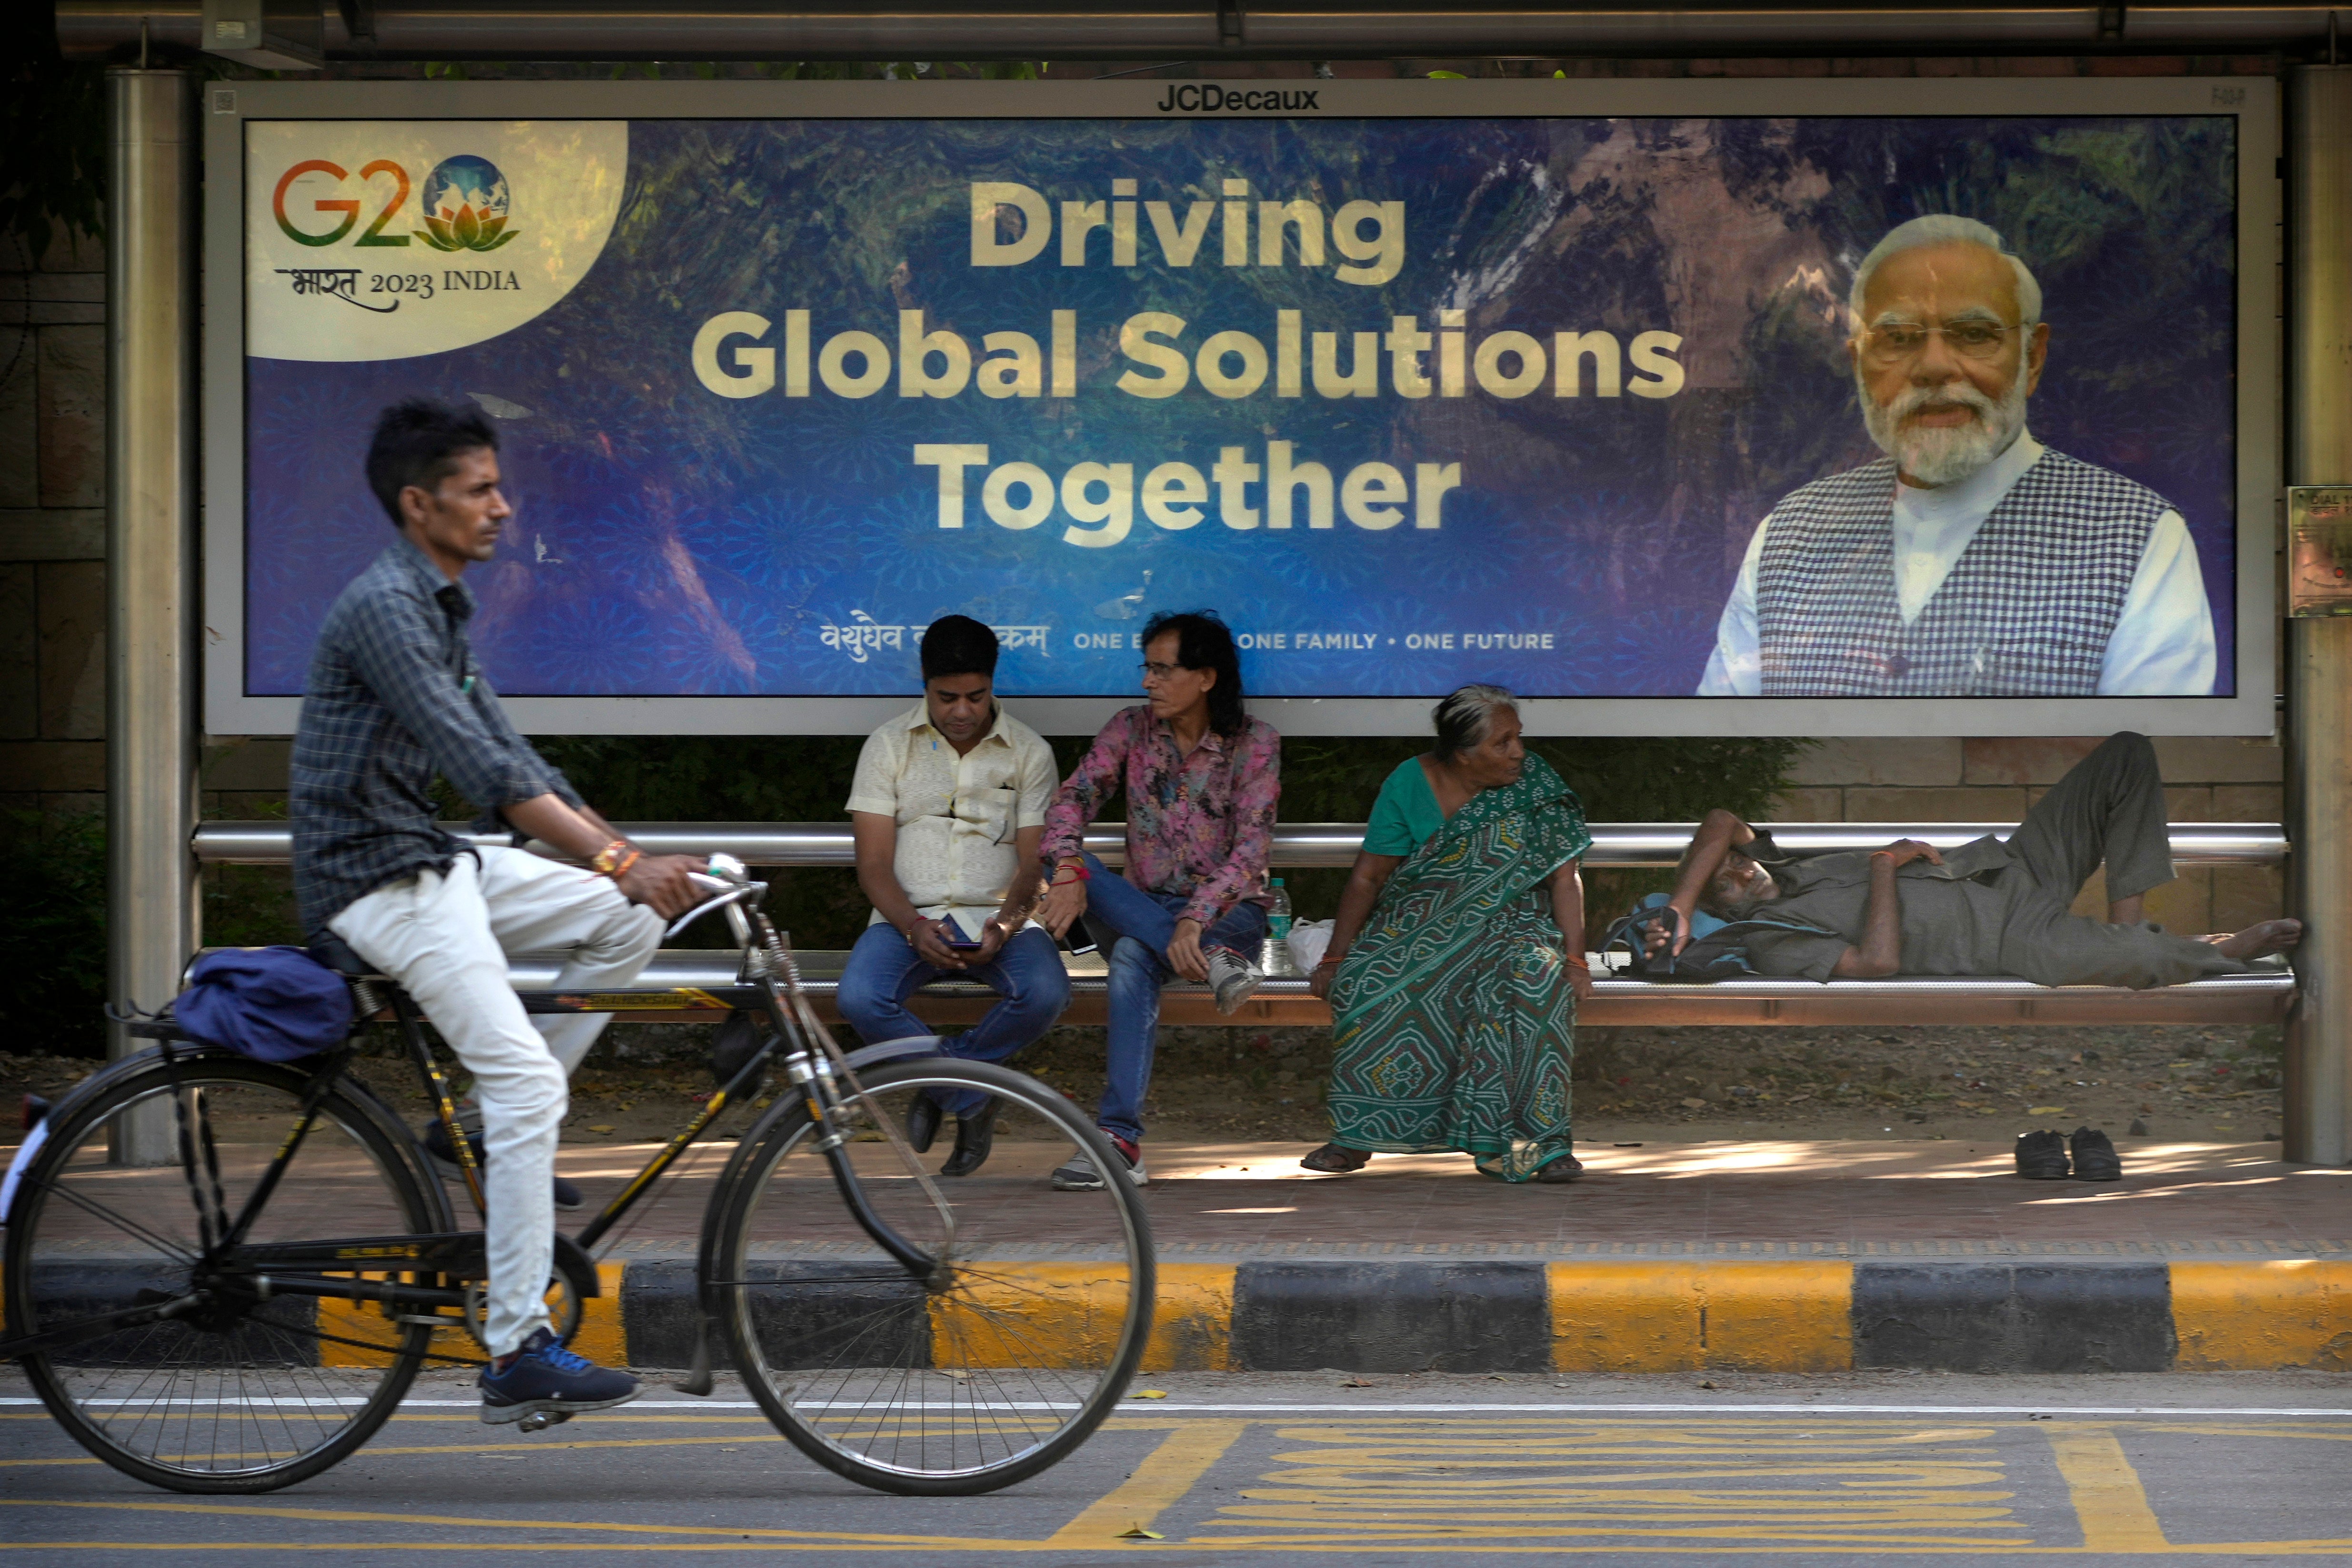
top-left (1143, 1263), bottom-right (1236, 1372)
top-left (2173, 1259), bottom-right (2352, 1370)
top-left (1547, 1260), bottom-right (1853, 1372)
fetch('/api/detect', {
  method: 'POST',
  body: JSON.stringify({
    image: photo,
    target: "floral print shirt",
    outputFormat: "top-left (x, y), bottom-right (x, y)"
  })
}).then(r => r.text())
top-left (1040, 705), bottom-right (1282, 926)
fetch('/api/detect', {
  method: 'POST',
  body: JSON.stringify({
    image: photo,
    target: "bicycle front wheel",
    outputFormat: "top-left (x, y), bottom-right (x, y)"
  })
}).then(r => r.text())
top-left (711, 1058), bottom-right (1154, 1496)
top-left (4, 1051), bottom-right (445, 1493)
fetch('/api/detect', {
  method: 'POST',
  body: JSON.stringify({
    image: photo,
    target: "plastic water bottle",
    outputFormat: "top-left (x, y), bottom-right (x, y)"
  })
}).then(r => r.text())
top-left (1262, 879), bottom-right (1299, 976)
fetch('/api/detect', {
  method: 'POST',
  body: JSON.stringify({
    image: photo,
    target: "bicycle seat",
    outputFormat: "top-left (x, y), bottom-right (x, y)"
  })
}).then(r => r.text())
top-left (307, 933), bottom-right (381, 979)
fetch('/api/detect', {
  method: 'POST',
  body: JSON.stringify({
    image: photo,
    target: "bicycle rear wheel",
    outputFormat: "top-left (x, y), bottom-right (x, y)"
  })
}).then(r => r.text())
top-left (710, 1058), bottom-right (1154, 1495)
top-left (4, 1051), bottom-right (446, 1493)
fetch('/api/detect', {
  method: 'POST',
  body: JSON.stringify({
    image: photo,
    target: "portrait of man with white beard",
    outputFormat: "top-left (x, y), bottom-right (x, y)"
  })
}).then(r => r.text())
top-left (1697, 214), bottom-right (2217, 698)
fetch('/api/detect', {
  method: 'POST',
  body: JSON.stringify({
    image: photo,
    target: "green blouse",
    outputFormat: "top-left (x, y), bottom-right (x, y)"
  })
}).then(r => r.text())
top-left (1362, 756), bottom-right (1446, 856)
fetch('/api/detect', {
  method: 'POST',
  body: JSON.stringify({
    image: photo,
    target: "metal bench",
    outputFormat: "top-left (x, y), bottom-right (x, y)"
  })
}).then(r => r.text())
top-left (194, 820), bottom-right (2293, 1029)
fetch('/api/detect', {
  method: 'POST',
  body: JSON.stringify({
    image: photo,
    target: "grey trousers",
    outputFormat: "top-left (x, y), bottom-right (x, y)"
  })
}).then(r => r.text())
top-left (1994, 732), bottom-right (2250, 989)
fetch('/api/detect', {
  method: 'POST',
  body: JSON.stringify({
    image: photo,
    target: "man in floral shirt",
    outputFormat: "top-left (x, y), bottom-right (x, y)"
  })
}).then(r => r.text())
top-left (1038, 611), bottom-right (1280, 1189)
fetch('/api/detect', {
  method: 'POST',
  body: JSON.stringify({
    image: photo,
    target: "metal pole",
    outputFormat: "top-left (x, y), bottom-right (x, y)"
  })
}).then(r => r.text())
top-left (2287, 65), bottom-right (2352, 1166)
top-left (105, 68), bottom-right (199, 1164)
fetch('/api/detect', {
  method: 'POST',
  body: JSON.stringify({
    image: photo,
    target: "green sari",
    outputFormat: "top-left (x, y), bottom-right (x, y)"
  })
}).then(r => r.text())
top-left (1324, 754), bottom-right (1593, 1182)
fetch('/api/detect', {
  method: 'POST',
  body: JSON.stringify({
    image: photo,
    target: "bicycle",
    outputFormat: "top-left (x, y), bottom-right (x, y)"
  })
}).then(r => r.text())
top-left (0, 856), bottom-right (1154, 1496)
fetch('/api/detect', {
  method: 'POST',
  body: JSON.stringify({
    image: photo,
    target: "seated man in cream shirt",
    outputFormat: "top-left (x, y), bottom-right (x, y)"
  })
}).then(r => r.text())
top-left (1700, 214), bottom-right (2216, 698)
top-left (839, 615), bottom-right (1067, 1177)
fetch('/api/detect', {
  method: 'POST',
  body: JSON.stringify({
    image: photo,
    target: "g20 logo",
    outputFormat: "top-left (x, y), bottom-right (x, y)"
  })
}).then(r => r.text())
top-left (271, 154), bottom-right (518, 253)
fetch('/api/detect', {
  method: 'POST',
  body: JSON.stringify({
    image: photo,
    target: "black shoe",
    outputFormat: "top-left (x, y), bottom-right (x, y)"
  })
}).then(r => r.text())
top-left (425, 1119), bottom-right (584, 1210)
top-left (939, 1098), bottom-right (1000, 1178)
top-left (2069, 1126), bottom-right (2123, 1182)
top-left (2014, 1129), bottom-right (2070, 1179)
top-left (907, 1092), bottom-right (944, 1155)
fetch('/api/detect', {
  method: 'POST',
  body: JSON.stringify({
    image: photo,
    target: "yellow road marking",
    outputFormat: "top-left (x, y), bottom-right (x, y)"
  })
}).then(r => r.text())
top-left (10, 1416), bottom-right (2350, 1554)
top-left (2042, 1424), bottom-right (2170, 1551)
top-left (1043, 1418), bottom-right (1248, 1547)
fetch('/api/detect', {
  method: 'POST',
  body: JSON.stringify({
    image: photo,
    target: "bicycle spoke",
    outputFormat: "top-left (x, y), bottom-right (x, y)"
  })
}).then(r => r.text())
top-left (40, 1180), bottom-right (201, 1263)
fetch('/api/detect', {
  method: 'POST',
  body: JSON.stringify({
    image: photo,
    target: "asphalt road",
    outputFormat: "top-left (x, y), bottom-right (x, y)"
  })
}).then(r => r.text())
top-left (6, 1368), bottom-right (2352, 1562)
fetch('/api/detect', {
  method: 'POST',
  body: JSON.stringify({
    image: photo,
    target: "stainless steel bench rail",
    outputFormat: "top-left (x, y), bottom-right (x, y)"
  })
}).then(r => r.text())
top-left (192, 820), bottom-right (2290, 869)
top-left (198, 820), bottom-right (2293, 1027)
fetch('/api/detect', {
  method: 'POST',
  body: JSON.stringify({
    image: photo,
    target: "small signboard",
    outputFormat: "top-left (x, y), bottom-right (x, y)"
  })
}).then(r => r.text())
top-left (2289, 487), bottom-right (2352, 617)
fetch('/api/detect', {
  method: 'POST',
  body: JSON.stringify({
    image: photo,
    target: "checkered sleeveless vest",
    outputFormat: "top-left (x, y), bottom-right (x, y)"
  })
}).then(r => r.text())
top-left (1754, 449), bottom-right (2168, 697)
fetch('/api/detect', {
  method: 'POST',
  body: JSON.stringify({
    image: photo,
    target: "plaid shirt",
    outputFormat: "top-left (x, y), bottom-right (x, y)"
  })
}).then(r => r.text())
top-left (290, 536), bottom-right (581, 935)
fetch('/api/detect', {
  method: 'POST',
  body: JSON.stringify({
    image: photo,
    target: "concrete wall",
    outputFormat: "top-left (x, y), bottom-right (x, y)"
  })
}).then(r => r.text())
top-left (0, 227), bottom-right (108, 818)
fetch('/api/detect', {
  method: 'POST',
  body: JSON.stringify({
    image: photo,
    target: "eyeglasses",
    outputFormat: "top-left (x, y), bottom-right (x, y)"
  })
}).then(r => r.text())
top-left (1860, 320), bottom-right (2024, 366)
top-left (1139, 661), bottom-right (1188, 680)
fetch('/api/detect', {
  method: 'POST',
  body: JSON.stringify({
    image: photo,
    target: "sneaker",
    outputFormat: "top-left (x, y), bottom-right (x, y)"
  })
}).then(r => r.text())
top-left (425, 1119), bottom-right (584, 1210)
top-left (1052, 1131), bottom-right (1148, 1190)
top-left (1205, 948), bottom-right (1262, 1016)
top-left (2069, 1126), bottom-right (2123, 1182)
top-left (2014, 1129), bottom-right (2070, 1180)
top-left (478, 1328), bottom-right (639, 1424)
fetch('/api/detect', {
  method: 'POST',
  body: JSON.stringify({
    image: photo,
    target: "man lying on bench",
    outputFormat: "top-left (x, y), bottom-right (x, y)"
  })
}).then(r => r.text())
top-left (1651, 732), bottom-right (2300, 987)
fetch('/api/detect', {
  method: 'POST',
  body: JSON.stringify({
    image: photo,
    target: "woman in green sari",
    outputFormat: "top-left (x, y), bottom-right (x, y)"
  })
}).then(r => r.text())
top-left (1302, 686), bottom-right (1594, 1183)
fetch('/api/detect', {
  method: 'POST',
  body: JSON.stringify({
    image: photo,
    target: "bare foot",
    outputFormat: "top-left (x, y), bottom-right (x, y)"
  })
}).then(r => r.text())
top-left (2214, 918), bottom-right (2302, 960)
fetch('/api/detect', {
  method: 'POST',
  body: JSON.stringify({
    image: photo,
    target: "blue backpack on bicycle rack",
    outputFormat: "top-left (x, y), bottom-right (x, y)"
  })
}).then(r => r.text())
top-left (174, 946), bottom-right (355, 1062)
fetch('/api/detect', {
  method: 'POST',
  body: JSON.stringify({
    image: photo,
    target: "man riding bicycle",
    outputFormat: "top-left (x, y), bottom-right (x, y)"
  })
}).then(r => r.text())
top-left (291, 399), bottom-right (704, 1425)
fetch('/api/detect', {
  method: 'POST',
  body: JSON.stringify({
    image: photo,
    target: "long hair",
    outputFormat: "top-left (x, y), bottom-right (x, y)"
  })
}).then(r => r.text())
top-left (1141, 609), bottom-right (1246, 736)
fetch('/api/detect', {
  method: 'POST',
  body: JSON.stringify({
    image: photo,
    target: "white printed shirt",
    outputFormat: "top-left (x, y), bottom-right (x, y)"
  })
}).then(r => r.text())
top-left (1698, 434), bottom-right (2218, 697)
top-left (847, 703), bottom-right (1059, 939)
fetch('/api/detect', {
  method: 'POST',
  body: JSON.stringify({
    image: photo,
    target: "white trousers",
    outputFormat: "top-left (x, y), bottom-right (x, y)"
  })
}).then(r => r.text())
top-left (329, 846), bottom-right (662, 1356)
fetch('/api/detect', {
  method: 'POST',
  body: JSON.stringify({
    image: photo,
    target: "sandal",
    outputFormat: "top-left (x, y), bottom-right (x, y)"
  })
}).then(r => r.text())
top-left (1299, 1142), bottom-right (1372, 1173)
top-left (1534, 1154), bottom-right (1585, 1184)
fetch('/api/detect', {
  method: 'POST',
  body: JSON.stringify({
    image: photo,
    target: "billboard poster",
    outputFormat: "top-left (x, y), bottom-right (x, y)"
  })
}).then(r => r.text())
top-left (220, 81), bottom-right (2273, 734)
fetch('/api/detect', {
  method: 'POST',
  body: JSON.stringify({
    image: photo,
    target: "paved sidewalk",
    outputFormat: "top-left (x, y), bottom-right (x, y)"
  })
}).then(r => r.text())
top-left (564, 1137), bottom-right (2352, 1259)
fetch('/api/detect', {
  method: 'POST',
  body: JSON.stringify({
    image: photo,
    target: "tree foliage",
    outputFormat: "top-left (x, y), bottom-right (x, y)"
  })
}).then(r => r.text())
top-left (1, 3), bottom-right (107, 262)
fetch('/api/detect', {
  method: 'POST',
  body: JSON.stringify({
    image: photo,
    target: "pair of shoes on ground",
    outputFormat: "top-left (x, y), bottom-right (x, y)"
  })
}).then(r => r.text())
top-left (479, 1326), bottom-right (638, 1425)
top-left (906, 1093), bottom-right (1001, 1178)
top-left (2015, 1126), bottom-right (2122, 1182)
top-left (424, 1119), bottom-right (584, 1210)
top-left (1053, 1131), bottom-right (1148, 1189)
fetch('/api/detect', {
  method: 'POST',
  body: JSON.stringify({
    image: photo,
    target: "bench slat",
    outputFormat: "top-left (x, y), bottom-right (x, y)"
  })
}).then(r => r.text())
top-left (480, 949), bottom-right (2293, 1030)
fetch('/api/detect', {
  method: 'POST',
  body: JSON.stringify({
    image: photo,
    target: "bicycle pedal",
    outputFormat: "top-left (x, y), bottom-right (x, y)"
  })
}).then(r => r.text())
top-left (515, 1410), bottom-right (574, 1434)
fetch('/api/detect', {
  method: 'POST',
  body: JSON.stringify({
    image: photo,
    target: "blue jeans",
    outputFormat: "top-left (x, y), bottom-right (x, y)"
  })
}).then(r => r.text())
top-left (1077, 852), bottom-right (1268, 1145)
top-left (836, 922), bottom-right (1071, 1118)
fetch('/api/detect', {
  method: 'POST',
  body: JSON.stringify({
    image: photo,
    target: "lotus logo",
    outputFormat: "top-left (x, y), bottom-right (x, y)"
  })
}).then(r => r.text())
top-left (415, 154), bottom-right (518, 253)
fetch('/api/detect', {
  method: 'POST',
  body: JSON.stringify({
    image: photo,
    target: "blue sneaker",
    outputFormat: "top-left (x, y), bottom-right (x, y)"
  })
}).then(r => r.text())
top-left (479, 1328), bottom-right (639, 1425)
